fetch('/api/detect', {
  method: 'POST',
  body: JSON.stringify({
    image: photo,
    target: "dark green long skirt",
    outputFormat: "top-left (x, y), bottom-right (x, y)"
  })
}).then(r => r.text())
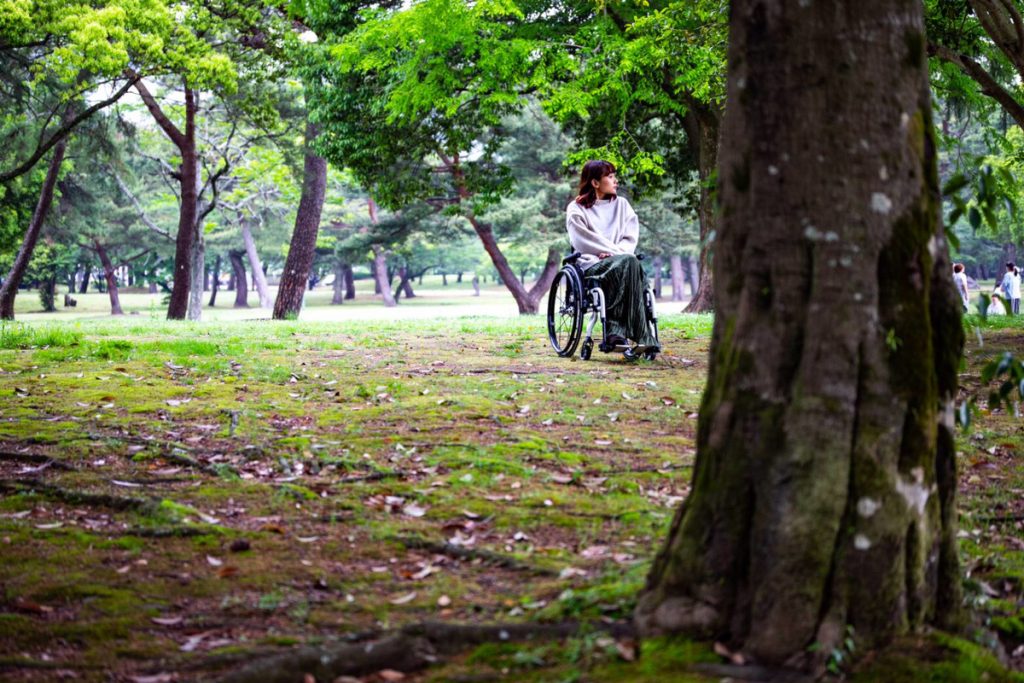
top-left (585, 254), bottom-right (660, 350)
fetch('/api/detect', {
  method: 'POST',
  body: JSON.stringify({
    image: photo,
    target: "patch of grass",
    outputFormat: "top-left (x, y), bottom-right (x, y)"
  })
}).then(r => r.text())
top-left (0, 322), bottom-right (83, 349)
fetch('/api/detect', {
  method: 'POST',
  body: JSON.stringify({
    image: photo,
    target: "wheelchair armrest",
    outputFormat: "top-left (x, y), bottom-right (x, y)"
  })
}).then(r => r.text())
top-left (562, 252), bottom-right (583, 266)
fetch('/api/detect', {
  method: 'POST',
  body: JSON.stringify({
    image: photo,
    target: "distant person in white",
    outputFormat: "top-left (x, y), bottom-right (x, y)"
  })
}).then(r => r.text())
top-left (1000, 262), bottom-right (1020, 314)
top-left (952, 263), bottom-right (970, 312)
top-left (565, 160), bottom-right (659, 351)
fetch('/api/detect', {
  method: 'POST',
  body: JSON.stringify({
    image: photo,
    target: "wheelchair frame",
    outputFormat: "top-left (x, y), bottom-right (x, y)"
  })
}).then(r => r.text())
top-left (546, 252), bottom-right (659, 361)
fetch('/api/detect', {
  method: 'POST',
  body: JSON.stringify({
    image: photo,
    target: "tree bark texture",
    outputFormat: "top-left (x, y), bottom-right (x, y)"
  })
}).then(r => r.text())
top-left (670, 254), bottom-right (686, 302)
top-left (273, 121), bottom-right (327, 320)
top-left (372, 245), bottom-right (397, 307)
top-left (683, 114), bottom-right (719, 314)
top-left (240, 222), bottom-right (272, 308)
top-left (0, 106), bottom-right (73, 320)
top-left (636, 0), bottom-right (964, 670)
top-left (94, 242), bottom-right (124, 316)
top-left (229, 251), bottom-right (249, 308)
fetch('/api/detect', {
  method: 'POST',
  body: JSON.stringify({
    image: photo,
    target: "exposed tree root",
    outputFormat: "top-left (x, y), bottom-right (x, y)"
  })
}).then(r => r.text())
top-left (692, 662), bottom-right (814, 682)
top-left (117, 526), bottom-right (214, 538)
top-left (218, 620), bottom-right (634, 683)
top-left (0, 478), bottom-right (151, 511)
top-left (0, 450), bottom-right (77, 471)
top-left (159, 448), bottom-right (237, 478)
top-left (390, 535), bottom-right (559, 576)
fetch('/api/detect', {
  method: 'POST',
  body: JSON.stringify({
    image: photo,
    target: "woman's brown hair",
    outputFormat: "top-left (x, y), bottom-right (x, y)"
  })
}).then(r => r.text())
top-left (575, 160), bottom-right (616, 209)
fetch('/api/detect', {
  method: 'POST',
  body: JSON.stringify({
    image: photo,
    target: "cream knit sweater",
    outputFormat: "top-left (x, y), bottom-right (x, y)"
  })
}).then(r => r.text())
top-left (565, 196), bottom-right (639, 270)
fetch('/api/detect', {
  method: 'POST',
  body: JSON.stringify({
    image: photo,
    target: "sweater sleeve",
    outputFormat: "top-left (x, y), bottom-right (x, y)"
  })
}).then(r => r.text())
top-left (566, 206), bottom-right (620, 256)
top-left (616, 200), bottom-right (639, 255)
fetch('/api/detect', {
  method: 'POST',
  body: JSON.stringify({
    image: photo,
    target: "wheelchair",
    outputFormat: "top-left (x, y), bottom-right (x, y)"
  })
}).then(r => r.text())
top-left (546, 252), bottom-right (659, 361)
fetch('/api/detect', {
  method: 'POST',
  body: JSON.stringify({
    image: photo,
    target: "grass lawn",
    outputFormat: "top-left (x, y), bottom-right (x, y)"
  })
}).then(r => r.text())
top-left (0, 308), bottom-right (1020, 682)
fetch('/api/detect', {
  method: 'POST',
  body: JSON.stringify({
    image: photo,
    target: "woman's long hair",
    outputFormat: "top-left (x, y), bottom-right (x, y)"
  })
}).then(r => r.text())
top-left (575, 160), bottom-right (616, 209)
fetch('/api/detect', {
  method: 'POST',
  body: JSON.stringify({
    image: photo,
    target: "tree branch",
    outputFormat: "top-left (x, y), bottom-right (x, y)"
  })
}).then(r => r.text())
top-left (929, 41), bottom-right (1024, 129)
top-left (132, 75), bottom-right (187, 148)
top-left (111, 170), bottom-right (174, 240)
top-left (0, 75), bottom-right (140, 183)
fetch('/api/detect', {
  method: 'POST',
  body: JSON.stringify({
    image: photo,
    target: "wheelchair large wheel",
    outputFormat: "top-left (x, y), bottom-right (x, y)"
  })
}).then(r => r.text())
top-left (547, 268), bottom-right (584, 357)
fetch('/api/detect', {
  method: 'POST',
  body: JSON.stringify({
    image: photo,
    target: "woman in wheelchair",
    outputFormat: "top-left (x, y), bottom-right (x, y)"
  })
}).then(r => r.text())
top-left (563, 160), bottom-right (660, 355)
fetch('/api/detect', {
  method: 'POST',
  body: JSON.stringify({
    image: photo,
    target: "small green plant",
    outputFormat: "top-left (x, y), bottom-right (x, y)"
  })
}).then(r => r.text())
top-left (94, 339), bottom-right (132, 360)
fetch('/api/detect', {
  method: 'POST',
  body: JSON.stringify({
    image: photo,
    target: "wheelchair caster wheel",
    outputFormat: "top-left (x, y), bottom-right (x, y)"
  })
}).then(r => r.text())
top-left (643, 350), bottom-right (658, 361)
top-left (580, 338), bottom-right (593, 360)
top-left (623, 347), bottom-right (639, 361)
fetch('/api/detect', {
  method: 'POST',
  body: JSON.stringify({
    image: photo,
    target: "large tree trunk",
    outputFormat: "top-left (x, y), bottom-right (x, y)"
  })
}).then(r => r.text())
top-left (0, 107), bottom-right (72, 320)
top-left (229, 251), bottom-right (249, 308)
top-left (344, 264), bottom-right (355, 299)
top-left (241, 222), bottom-right (272, 308)
top-left (371, 245), bottom-right (397, 307)
top-left (669, 254), bottom-right (686, 302)
top-left (686, 255), bottom-right (700, 297)
top-left (94, 242), bottom-right (124, 316)
top-left (208, 254), bottom-right (221, 307)
top-left (273, 121), bottom-right (327, 320)
top-left (683, 113), bottom-right (719, 313)
top-left (636, 0), bottom-right (964, 672)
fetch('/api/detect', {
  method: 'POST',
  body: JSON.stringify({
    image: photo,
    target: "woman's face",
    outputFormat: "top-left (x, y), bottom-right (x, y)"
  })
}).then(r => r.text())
top-left (592, 172), bottom-right (618, 198)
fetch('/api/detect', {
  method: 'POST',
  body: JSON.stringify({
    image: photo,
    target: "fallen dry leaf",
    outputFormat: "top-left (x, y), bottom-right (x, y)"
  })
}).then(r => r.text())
top-left (389, 592), bottom-right (417, 605)
top-left (378, 670), bottom-right (406, 682)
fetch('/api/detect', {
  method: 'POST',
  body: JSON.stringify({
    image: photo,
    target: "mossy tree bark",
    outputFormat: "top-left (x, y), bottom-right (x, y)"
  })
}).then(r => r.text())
top-left (636, 0), bottom-right (964, 671)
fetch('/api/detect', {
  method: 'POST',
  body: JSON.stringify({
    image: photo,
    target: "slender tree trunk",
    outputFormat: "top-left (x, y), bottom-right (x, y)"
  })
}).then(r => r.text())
top-left (670, 254), bottom-right (686, 302)
top-left (154, 86), bottom-right (199, 321)
top-left (0, 107), bottom-right (74, 319)
top-left (687, 255), bottom-right (700, 297)
top-left (393, 266), bottom-right (415, 300)
top-left (637, 0), bottom-right (963, 671)
top-left (209, 254), bottom-right (221, 306)
top-left (187, 231), bottom-right (204, 320)
top-left (344, 264), bottom-right (355, 299)
top-left (370, 259), bottom-right (382, 294)
top-left (241, 222), bottom-right (271, 308)
top-left (682, 117), bottom-right (719, 313)
top-left (442, 272), bottom-right (448, 286)
top-left (652, 255), bottom-right (663, 298)
top-left (331, 259), bottom-right (345, 304)
top-left (79, 263), bottom-right (91, 294)
top-left (94, 242), bottom-right (124, 316)
top-left (371, 245), bottom-right (396, 307)
top-left (272, 121), bottom-right (327, 320)
top-left (229, 251), bottom-right (249, 308)
top-left (457, 272), bottom-right (463, 283)
top-left (472, 274), bottom-right (480, 296)
top-left (468, 219), bottom-right (557, 314)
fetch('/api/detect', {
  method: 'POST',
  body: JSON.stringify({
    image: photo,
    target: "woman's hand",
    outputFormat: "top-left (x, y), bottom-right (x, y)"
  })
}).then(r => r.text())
top-left (598, 252), bottom-right (611, 260)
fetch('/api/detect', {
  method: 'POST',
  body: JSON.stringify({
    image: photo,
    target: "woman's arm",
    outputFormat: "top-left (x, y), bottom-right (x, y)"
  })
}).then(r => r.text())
top-left (616, 201), bottom-right (639, 255)
top-left (566, 209), bottom-right (621, 257)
